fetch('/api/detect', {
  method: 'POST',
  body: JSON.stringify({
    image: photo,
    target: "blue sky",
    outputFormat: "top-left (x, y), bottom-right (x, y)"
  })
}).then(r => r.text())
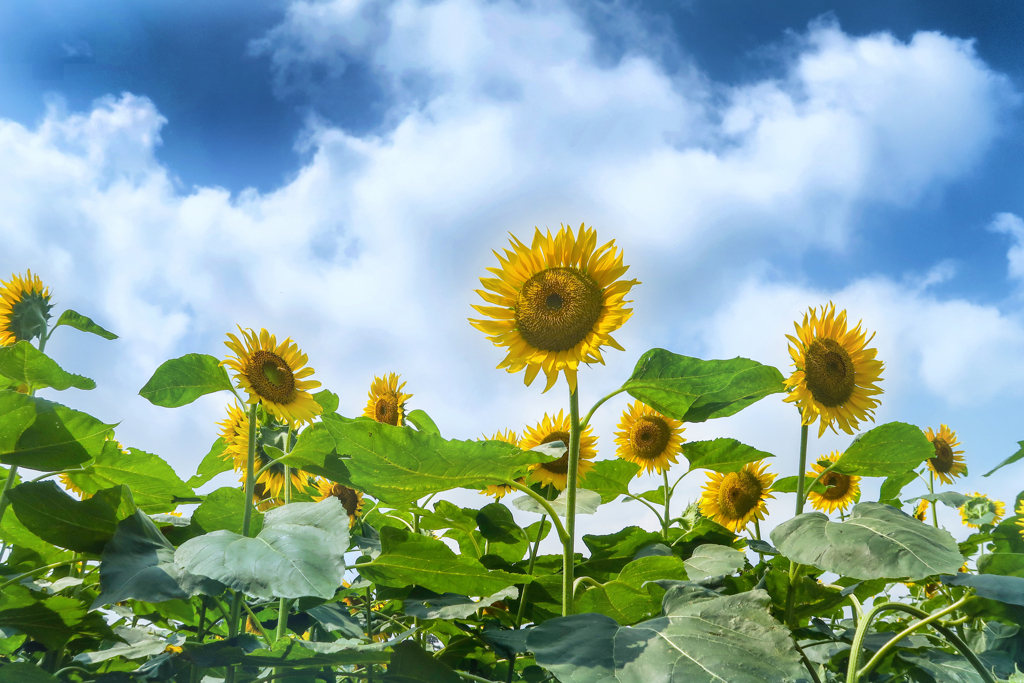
top-left (2, 0), bottom-right (1023, 538)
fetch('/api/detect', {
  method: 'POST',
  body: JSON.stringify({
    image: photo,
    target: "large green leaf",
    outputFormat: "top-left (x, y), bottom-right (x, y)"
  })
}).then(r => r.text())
top-left (0, 663), bottom-right (60, 683)
top-left (388, 641), bottom-right (462, 683)
top-left (529, 584), bottom-right (805, 683)
top-left (513, 488), bottom-right (602, 517)
top-left (684, 438), bottom-right (775, 473)
top-left (53, 309), bottom-right (118, 340)
top-left (984, 441), bottom-right (1024, 478)
top-left (72, 625), bottom-right (173, 664)
top-left (186, 437), bottom-right (233, 488)
top-left (0, 341), bottom-right (95, 391)
top-left (906, 492), bottom-right (970, 508)
top-left (191, 486), bottom-right (264, 536)
top-left (66, 443), bottom-right (195, 513)
top-left (405, 409), bottom-right (441, 436)
top-left (942, 573), bottom-right (1024, 607)
top-left (832, 422), bottom-right (934, 477)
top-left (358, 527), bottom-right (529, 596)
top-left (0, 394), bottom-right (111, 471)
top-left (770, 502), bottom-right (963, 581)
top-left (0, 589), bottom-right (116, 649)
top-left (404, 587), bottom-right (519, 620)
top-left (7, 482), bottom-right (133, 554)
top-left (176, 498), bottom-right (350, 599)
top-left (575, 556), bottom-right (688, 625)
top-left (979, 553), bottom-right (1024, 578)
top-left (879, 471), bottom-right (917, 503)
top-left (682, 544), bottom-right (746, 580)
top-left (138, 353), bottom-right (232, 407)
top-left (623, 349), bottom-right (785, 424)
top-left (184, 633), bottom-right (391, 668)
top-left (581, 459), bottom-right (640, 504)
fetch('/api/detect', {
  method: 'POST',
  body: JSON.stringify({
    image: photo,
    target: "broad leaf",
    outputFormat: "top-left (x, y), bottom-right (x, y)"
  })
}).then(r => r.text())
top-left (581, 459), bottom-right (640, 504)
top-left (514, 488), bottom-right (602, 518)
top-left (683, 544), bottom-right (746, 580)
top-left (771, 476), bottom-right (826, 494)
top-left (942, 573), bottom-right (1024, 607)
top-left (138, 353), bottom-right (232, 407)
top-left (192, 486), bottom-right (264, 536)
top-left (576, 556), bottom-right (689, 625)
top-left (7, 482), bottom-right (133, 554)
top-left (0, 663), bottom-right (60, 683)
top-left (907, 492), bottom-right (971, 508)
top-left (879, 471), bottom-right (917, 503)
top-left (72, 625), bottom-right (171, 663)
top-left (388, 641), bottom-right (463, 683)
top-left (684, 438), bottom-right (775, 473)
top-left (0, 590), bottom-right (116, 649)
top-left (833, 422), bottom-right (934, 477)
top-left (624, 349), bottom-right (785, 423)
top-left (406, 408), bottom-right (441, 436)
top-left (183, 633), bottom-right (391, 668)
top-left (979, 553), bottom-right (1024, 578)
top-left (66, 443), bottom-right (195, 513)
top-left (186, 437), bottom-right (233, 488)
top-left (306, 604), bottom-right (366, 639)
top-left (984, 441), bottom-right (1024, 478)
top-left (53, 309), bottom-right (118, 340)
top-left (771, 502), bottom-right (963, 581)
top-left (404, 587), bottom-right (519, 620)
top-left (313, 390), bottom-right (340, 414)
top-left (0, 341), bottom-right (94, 391)
top-left (0, 394), bottom-right (112, 471)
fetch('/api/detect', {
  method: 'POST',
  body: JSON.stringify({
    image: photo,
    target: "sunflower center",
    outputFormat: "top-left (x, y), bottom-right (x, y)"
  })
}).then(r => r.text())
top-left (9, 291), bottom-right (53, 342)
top-left (819, 471), bottom-right (851, 501)
top-left (803, 338), bottom-right (855, 408)
top-left (515, 267), bottom-right (603, 352)
top-left (540, 430), bottom-right (571, 474)
top-left (374, 396), bottom-right (400, 426)
top-left (330, 484), bottom-right (362, 518)
top-left (930, 438), bottom-right (954, 472)
top-left (247, 350), bottom-right (296, 403)
top-left (629, 416), bottom-right (671, 460)
top-left (717, 470), bottom-right (763, 520)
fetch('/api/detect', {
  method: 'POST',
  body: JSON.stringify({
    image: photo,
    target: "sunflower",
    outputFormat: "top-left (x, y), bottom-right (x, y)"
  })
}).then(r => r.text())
top-left (59, 473), bottom-right (91, 500)
top-left (912, 499), bottom-right (929, 523)
top-left (222, 327), bottom-right (322, 425)
top-left (313, 478), bottom-right (365, 527)
top-left (363, 373), bottom-right (412, 426)
top-left (480, 429), bottom-right (522, 499)
top-left (925, 425), bottom-right (966, 485)
top-left (470, 224), bottom-right (640, 393)
top-left (0, 270), bottom-right (53, 346)
top-left (699, 460), bottom-right (776, 532)
top-left (783, 303), bottom-right (884, 437)
top-left (959, 492), bottom-right (1005, 529)
top-left (1017, 501), bottom-right (1024, 541)
top-left (805, 451), bottom-right (860, 514)
top-left (613, 400), bottom-right (685, 476)
top-left (520, 410), bottom-right (598, 490)
top-left (218, 402), bottom-right (309, 500)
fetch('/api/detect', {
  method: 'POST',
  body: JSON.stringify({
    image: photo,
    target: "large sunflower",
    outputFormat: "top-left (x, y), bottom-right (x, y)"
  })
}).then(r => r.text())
top-left (959, 492), bottom-right (1004, 529)
top-left (699, 460), bottom-right (776, 532)
top-left (520, 410), bottom-right (598, 490)
top-left (0, 270), bottom-right (53, 346)
top-left (363, 373), bottom-right (412, 426)
top-left (222, 327), bottom-right (322, 425)
top-left (805, 451), bottom-right (860, 514)
top-left (613, 400), bottom-right (685, 475)
top-left (481, 429), bottom-right (521, 500)
top-left (313, 478), bottom-right (365, 527)
top-left (783, 303), bottom-right (884, 437)
top-left (925, 424), bottom-right (966, 485)
top-left (470, 224), bottom-right (639, 393)
top-left (218, 402), bottom-right (309, 500)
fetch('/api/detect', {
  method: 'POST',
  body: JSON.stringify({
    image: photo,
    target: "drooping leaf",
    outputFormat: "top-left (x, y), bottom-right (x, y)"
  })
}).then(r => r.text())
top-left (65, 443), bottom-right (196, 513)
top-left (513, 488), bottom-right (602, 518)
top-left (138, 353), bottom-right (232, 408)
top-left (623, 349), bottom-right (785, 424)
top-left (770, 502), bottom-right (963, 581)
top-left (984, 441), bottom-right (1024, 478)
top-left (682, 544), bottom-right (746, 580)
top-left (404, 587), bottom-right (519, 620)
top-left (579, 527), bottom-right (665, 580)
top-left (53, 309), bottom-right (118, 340)
top-left (0, 590), bottom-right (116, 649)
top-left (191, 486), bottom-right (264, 536)
top-left (907, 492), bottom-right (971, 508)
top-left (879, 471), bottom-right (918, 503)
top-left (406, 409), bottom-right (441, 436)
top-left (942, 573), bottom-right (1024, 607)
top-left (979, 553), bottom-right (1024, 578)
top-left (72, 625), bottom-right (171, 664)
top-left (6, 482), bottom-right (133, 554)
top-left (581, 459), bottom-right (640, 504)
top-left (0, 394), bottom-right (112, 471)
top-left (684, 438), bottom-right (775, 473)
top-left (306, 603), bottom-right (366, 640)
top-left (0, 341), bottom-right (95, 391)
top-left (833, 422), bottom-right (934, 477)
top-left (902, 650), bottom-right (1016, 683)
top-left (186, 437), bottom-right (232, 488)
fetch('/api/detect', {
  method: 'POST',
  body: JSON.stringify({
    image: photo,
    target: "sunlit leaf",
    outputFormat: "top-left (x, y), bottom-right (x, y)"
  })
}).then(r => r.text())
top-left (833, 422), bottom-right (934, 477)
top-left (406, 408), bottom-right (441, 436)
top-left (66, 443), bottom-right (195, 513)
top-left (53, 309), bottom-right (118, 340)
top-left (186, 437), bottom-right (232, 488)
top-left (0, 589), bottom-right (116, 650)
top-left (576, 556), bottom-right (688, 625)
top-left (0, 341), bottom-right (94, 391)
top-left (138, 353), bottom-right (232, 408)
top-left (513, 488), bottom-right (602, 518)
top-left (684, 438), bottom-right (775, 473)
top-left (7, 482), bottom-right (133, 554)
top-left (404, 587), bottom-right (519, 620)
top-left (581, 460), bottom-right (640, 504)
top-left (683, 544), bottom-right (746, 580)
top-left (191, 486), bottom-right (264, 536)
top-left (984, 441), bottom-right (1024, 478)
top-left (0, 393), bottom-right (111, 471)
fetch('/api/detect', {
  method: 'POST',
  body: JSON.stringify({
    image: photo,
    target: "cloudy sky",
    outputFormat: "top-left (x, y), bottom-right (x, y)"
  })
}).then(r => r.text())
top-left (3, 0), bottom-right (1023, 544)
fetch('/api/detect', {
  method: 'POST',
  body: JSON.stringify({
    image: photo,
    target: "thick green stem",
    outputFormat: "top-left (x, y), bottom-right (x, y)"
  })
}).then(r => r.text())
top-left (241, 602), bottom-right (273, 646)
top-left (783, 562), bottom-right (802, 629)
top-left (275, 444), bottom-right (294, 651)
top-left (227, 402), bottom-right (260, 683)
top-left (662, 469), bottom-right (671, 540)
top-left (506, 481), bottom-right (569, 543)
top-left (561, 388), bottom-right (581, 617)
top-left (795, 423), bottom-right (809, 516)
top-left (514, 514), bottom-right (546, 629)
top-left (856, 596), bottom-right (971, 680)
top-left (929, 471), bottom-right (939, 528)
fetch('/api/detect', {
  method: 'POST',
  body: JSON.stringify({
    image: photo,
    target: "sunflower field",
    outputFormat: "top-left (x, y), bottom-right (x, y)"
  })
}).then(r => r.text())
top-left (1, 225), bottom-right (1024, 683)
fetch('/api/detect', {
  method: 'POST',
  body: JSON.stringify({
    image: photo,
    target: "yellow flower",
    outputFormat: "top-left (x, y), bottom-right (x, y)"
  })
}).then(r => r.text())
top-left (469, 224), bottom-right (639, 393)
top-left (613, 400), bottom-right (685, 476)
top-left (783, 303), bottom-right (884, 437)
top-left (217, 402), bottom-right (309, 500)
top-left (164, 645), bottom-right (183, 654)
top-left (913, 499), bottom-right (929, 522)
top-left (520, 410), bottom-right (598, 490)
top-left (313, 478), bottom-right (365, 527)
top-left (959, 492), bottom-right (1005, 529)
top-left (0, 270), bottom-right (53, 346)
top-left (805, 451), bottom-right (860, 514)
top-left (480, 429), bottom-right (522, 499)
top-left (363, 373), bottom-right (412, 426)
top-left (925, 424), bottom-right (966, 485)
top-left (222, 327), bottom-right (322, 425)
top-left (1016, 501), bottom-right (1024, 541)
top-left (60, 473), bottom-right (91, 500)
top-left (699, 460), bottom-right (776, 532)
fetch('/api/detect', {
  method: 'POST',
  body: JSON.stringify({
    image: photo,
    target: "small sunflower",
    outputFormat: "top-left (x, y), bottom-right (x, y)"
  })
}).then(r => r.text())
top-left (925, 425), bottom-right (966, 485)
top-left (313, 478), bottom-right (365, 527)
top-left (520, 410), bottom-right (598, 490)
top-left (0, 270), bottom-right (53, 346)
top-left (60, 473), bottom-right (91, 500)
top-left (218, 402), bottom-right (309, 500)
top-left (222, 327), bottom-right (322, 425)
top-left (959, 492), bottom-right (1005, 529)
top-left (1016, 501), bottom-right (1024, 541)
top-left (912, 499), bottom-right (929, 523)
top-left (613, 400), bottom-right (685, 476)
top-left (363, 373), bottom-right (412, 426)
top-left (480, 429), bottom-right (521, 499)
top-left (699, 460), bottom-right (776, 532)
top-left (805, 451), bottom-right (860, 514)
top-left (470, 224), bottom-right (640, 393)
top-left (783, 303), bottom-right (884, 437)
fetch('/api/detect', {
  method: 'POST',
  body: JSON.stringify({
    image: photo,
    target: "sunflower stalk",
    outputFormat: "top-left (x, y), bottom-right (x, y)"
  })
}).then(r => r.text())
top-left (276, 436), bottom-right (294, 646)
top-left (662, 469), bottom-right (671, 540)
top-left (226, 402), bottom-right (260, 683)
top-left (561, 388), bottom-right (582, 617)
top-left (928, 471), bottom-right (939, 528)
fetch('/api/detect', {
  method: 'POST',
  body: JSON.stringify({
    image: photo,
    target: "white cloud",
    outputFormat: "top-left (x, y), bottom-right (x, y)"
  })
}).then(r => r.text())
top-left (988, 212), bottom-right (1024, 281)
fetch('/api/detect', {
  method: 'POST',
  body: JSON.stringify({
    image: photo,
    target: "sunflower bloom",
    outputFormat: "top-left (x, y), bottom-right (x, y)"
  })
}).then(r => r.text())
top-left (699, 460), bottom-right (776, 532)
top-left (925, 425), bottom-right (966, 485)
top-left (805, 451), bottom-right (860, 514)
top-left (520, 410), bottom-right (598, 490)
top-left (613, 400), bottom-right (685, 475)
top-left (0, 270), bottom-right (53, 346)
top-left (363, 373), bottom-right (412, 426)
top-left (959, 493), bottom-right (1004, 529)
top-left (470, 224), bottom-right (639, 393)
top-left (912, 499), bottom-right (929, 523)
top-left (313, 478), bottom-right (365, 527)
top-left (783, 303), bottom-right (884, 437)
top-left (218, 402), bottom-right (309, 500)
top-left (222, 327), bottom-right (322, 425)
top-left (60, 473), bottom-right (91, 500)
top-left (1016, 501), bottom-right (1024, 541)
top-left (480, 429), bottom-right (522, 499)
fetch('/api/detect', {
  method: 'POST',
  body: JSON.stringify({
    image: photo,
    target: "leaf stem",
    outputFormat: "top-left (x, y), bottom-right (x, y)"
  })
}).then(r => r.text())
top-left (793, 642), bottom-right (823, 683)
top-left (276, 437), bottom-right (294, 647)
top-left (227, 402), bottom-right (259, 683)
top-left (240, 601), bottom-right (273, 647)
top-left (571, 575), bottom-right (602, 599)
top-left (514, 514), bottom-right (546, 629)
top-left (561, 387), bottom-right (581, 617)
top-left (623, 493), bottom-right (664, 526)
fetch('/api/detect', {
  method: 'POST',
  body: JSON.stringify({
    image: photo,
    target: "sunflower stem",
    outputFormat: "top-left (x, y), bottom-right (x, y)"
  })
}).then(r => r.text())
top-left (662, 469), bottom-right (671, 540)
top-left (929, 471), bottom-right (939, 528)
top-left (506, 481), bottom-right (569, 543)
top-left (514, 514), bottom-right (546, 630)
top-left (228, 401), bottom-right (260, 680)
top-left (561, 387), bottom-right (581, 617)
top-left (753, 519), bottom-right (761, 542)
top-left (276, 442), bottom-right (294, 646)
top-left (795, 423), bottom-right (809, 516)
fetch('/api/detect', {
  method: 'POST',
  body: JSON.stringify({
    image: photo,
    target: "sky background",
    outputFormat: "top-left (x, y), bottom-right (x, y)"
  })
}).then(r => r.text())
top-left (3, 0), bottom-right (1024, 549)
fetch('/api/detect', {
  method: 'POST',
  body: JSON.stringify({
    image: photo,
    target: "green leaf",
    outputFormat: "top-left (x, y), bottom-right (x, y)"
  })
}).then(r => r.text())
top-left (942, 573), bottom-right (1024, 607)
top-left (684, 438), bottom-right (775, 473)
top-left (72, 625), bottom-right (172, 664)
top-left (0, 341), bottom-right (95, 391)
top-left (404, 587), bottom-right (519, 620)
top-left (66, 443), bottom-right (195, 513)
top-left (979, 553), bottom-right (1024, 578)
top-left (879, 471), bottom-right (917, 503)
top-left (907, 492), bottom-right (971, 508)
top-left (184, 633), bottom-right (391, 668)
top-left (984, 441), bottom-right (1024, 478)
top-left (388, 640), bottom-right (462, 683)
top-left (833, 422), bottom-right (934, 477)
top-left (192, 486), bottom-right (264, 536)
top-left (770, 502), bottom-right (963, 581)
top-left (764, 570), bottom-right (844, 623)
top-left (53, 309), bottom-right (118, 340)
top-left (0, 591), bottom-right (116, 649)
top-left (313, 390), bottom-right (340, 415)
top-left (0, 394), bottom-right (112, 471)
top-left (306, 604), bottom-right (365, 640)
top-left (358, 527), bottom-right (529, 596)
top-left (683, 544), bottom-right (746, 580)
top-left (513, 488), bottom-right (602, 517)
top-left (406, 409), bottom-right (441, 436)
top-left (771, 476), bottom-right (826, 494)
top-left (529, 585), bottom-right (805, 683)
top-left (624, 349), bottom-right (785, 423)
top-left (576, 556), bottom-right (689, 625)
top-left (581, 460), bottom-right (640, 504)
top-left (6, 482), bottom-right (133, 554)
top-left (476, 503), bottom-right (530, 562)
top-left (176, 498), bottom-right (350, 599)
top-left (0, 663), bottom-right (59, 683)
top-left (579, 527), bottom-right (665, 580)
top-left (903, 650), bottom-right (1015, 683)
top-left (186, 437), bottom-right (232, 488)
top-left (138, 353), bottom-right (232, 407)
